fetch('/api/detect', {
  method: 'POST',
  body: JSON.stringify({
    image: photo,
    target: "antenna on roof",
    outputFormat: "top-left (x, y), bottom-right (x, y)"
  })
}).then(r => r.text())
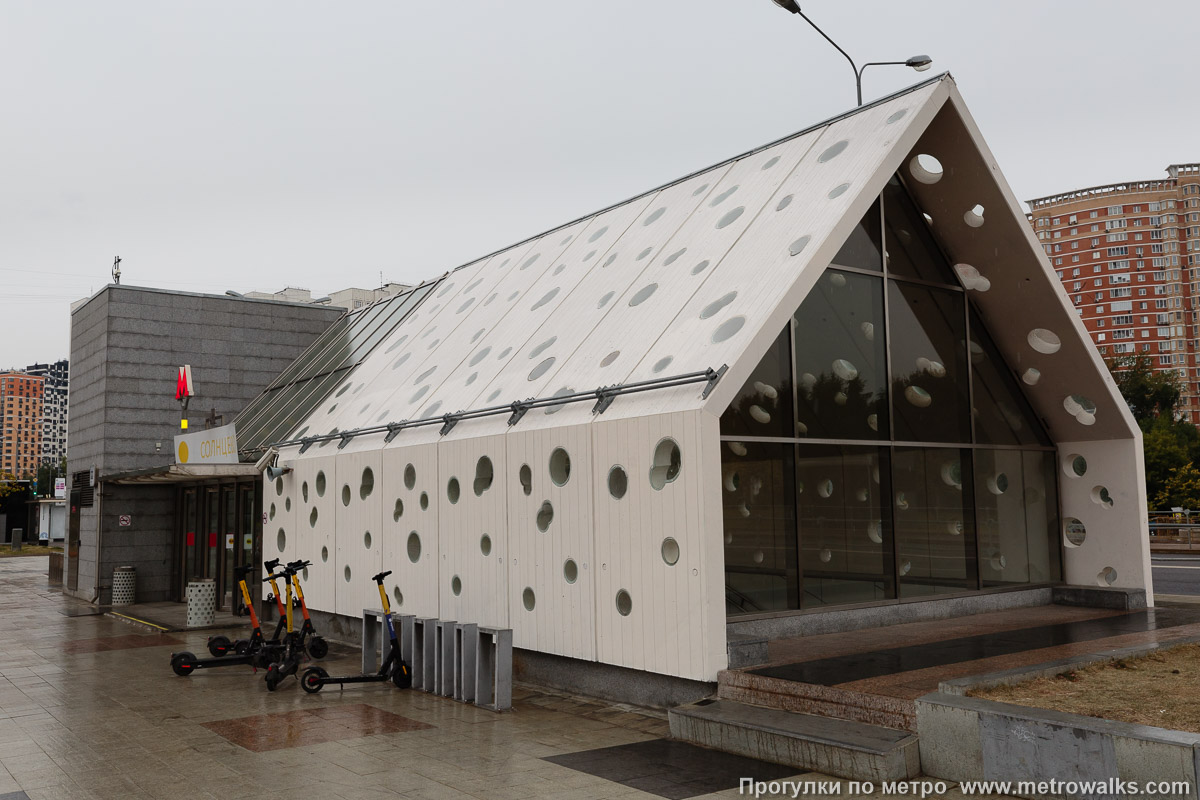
top-left (112, 256), bottom-right (121, 285)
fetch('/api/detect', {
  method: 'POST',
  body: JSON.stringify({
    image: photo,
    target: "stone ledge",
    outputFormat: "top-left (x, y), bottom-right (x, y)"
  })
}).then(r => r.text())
top-left (1053, 584), bottom-right (1147, 610)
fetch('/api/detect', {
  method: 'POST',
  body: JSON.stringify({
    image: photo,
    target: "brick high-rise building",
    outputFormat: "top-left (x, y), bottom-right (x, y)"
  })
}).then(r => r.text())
top-left (1027, 163), bottom-right (1200, 422)
top-left (0, 372), bottom-right (45, 478)
top-left (25, 360), bottom-right (68, 467)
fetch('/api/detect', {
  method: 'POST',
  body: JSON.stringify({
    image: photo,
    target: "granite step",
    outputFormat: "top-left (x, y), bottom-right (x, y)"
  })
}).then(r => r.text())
top-left (669, 698), bottom-right (920, 781)
top-left (719, 669), bottom-right (916, 732)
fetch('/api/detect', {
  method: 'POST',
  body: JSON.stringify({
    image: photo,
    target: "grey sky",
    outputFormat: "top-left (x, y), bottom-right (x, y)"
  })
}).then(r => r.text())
top-left (2, 1), bottom-right (1195, 369)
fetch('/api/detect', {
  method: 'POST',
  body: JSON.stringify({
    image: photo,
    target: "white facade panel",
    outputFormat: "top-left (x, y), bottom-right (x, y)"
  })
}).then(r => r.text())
top-left (379, 443), bottom-right (440, 618)
top-left (333, 450), bottom-right (384, 616)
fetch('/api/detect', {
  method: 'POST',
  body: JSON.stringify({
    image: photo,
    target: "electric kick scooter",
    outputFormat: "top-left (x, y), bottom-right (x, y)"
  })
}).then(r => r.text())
top-left (263, 560), bottom-right (313, 691)
top-left (170, 565), bottom-right (281, 676)
top-left (301, 570), bottom-right (411, 693)
top-left (206, 559), bottom-right (289, 657)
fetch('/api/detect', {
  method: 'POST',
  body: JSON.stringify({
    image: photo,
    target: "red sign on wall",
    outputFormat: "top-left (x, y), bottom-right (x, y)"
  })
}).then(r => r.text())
top-left (186, 532), bottom-right (195, 546)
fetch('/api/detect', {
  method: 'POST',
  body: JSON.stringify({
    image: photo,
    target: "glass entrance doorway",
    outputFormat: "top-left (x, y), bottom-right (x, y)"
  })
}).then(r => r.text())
top-left (175, 479), bottom-right (261, 610)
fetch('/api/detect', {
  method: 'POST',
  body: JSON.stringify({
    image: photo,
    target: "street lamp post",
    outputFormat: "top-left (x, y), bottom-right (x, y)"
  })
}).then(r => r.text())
top-left (769, 1), bottom-right (931, 106)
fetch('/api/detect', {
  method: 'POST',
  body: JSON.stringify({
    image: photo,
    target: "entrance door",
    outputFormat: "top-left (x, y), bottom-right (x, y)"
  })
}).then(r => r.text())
top-left (238, 483), bottom-right (258, 611)
top-left (67, 490), bottom-right (81, 591)
top-left (221, 485), bottom-right (236, 609)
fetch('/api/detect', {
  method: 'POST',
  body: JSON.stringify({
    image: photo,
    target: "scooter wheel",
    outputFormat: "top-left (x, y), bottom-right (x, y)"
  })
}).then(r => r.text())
top-left (307, 636), bottom-right (329, 660)
top-left (265, 664), bottom-right (280, 692)
top-left (234, 639), bottom-right (252, 656)
top-left (392, 660), bottom-right (412, 689)
top-left (301, 667), bottom-right (328, 694)
top-left (171, 652), bottom-right (198, 677)
top-left (207, 636), bottom-right (232, 658)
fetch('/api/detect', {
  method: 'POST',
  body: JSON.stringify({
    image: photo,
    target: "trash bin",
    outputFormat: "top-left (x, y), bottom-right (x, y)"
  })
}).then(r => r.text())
top-left (112, 566), bottom-right (136, 606)
top-left (186, 578), bottom-right (216, 627)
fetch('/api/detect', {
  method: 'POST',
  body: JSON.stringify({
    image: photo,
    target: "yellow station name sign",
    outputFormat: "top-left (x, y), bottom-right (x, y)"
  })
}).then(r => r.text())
top-left (175, 423), bottom-right (239, 465)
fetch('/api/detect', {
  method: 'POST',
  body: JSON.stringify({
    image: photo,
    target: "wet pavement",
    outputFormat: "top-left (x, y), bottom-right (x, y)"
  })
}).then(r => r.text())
top-left (0, 557), bottom-right (826, 800)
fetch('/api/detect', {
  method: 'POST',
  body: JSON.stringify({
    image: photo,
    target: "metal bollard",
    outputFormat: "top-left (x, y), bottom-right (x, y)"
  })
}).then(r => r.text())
top-left (475, 627), bottom-right (513, 712)
top-left (10, 528), bottom-right (21, 552)
top-left (454, 623), bottom-right (478, 703)
top-left (436, 620), bottom-right (456, 697)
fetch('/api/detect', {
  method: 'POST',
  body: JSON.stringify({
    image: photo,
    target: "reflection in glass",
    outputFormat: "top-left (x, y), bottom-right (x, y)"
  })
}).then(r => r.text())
top-left (797, 445), bottom-right (894, 607)
top-left (831, 199), bottom-right (882, 271)
top-left (974, 448), bottom-right (1028, 586)
top-left (723, 441), bottom-right (798, 614)
top-left (969, 308), bottom-right (1052, 446)
top-left (893, 447), bottom-right (976, 598)
top-left (793, 270), bottom-right (888, 440)
top-left (721, 326), bottom-right (794, 438)
top-left (1024, 450), bottom-right (1061, 584)
top-left (883, 177), bottom-right (956, 284)
top-left (887, 282), bottom-right (970, 443)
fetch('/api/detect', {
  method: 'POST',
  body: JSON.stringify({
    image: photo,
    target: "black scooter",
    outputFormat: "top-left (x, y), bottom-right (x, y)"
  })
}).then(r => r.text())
top-left (170, 565), bottom-right (280, 676)
top-left (301, 570), bottom-right (411, 693)
top-left (263, 560), bottom-right (313, 691)
top-left (206, 559), bottom-right (289, 658)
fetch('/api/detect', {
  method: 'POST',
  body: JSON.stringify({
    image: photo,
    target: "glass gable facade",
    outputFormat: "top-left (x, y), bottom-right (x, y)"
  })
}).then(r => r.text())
top-left (722, 175), bottom-right (1060, 615)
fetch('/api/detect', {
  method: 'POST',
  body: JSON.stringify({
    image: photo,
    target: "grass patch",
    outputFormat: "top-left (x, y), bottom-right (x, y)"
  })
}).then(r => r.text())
top-left (0, 545), bottom-right (63, 558)
top-left (970, 643), bottom-right (1200, 732)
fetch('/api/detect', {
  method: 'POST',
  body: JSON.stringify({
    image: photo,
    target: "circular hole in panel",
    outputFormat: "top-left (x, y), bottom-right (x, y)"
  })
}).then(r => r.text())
top-left (1065, 455), bottom-right (1087, 478)
top-left (563, 559), bottom-right (578, 584)
top-left (392, 353), bottom-right (410, 370)
top-left (762, 155), bottom-right (780, 170)
top-left (471, 328), bottom-right (485, 343)
top-left (608, 466), bottom-right (628, 499)
top-left (498, 347), bottom-right (512, 359)
top-left (437, 281), bottom-right (456, 298)
top-left (887, 108), bottom-right (908, 124)
top-left (531, 288), bottom-right (560, 311)
top-left (637, 247), bottom-right (653, 261)
top-left (1022, 368), bottom-right (1041, 386)
top-left (776, 195), bottom-right (793, 212)
top-left (588, 225), bottom-right (609, 243)
top-left (364, 531), bottom-right (372, 550)
top-left (1064, 518), bottom-right (1087, 547)
top-left (529, 357), bottom-right (556, 381)
top-left (341, 485), bottom-right (351, 507)
top-left (269, 503), bottom-right (276, 520)
top-left (420, 492), bottom-right (429, 510)
top-left (712, 316), bottom-right (746, 343)
top-left (344, 566), bottom-right (352, 583)
top-left (664, 248), bottom-right (687, 266)
top-left (603, 254), bottom-right (618, 268)
top-left (818, 140), bottom-right (849, 163)
top-left (661, 538), bottom-right (680, 566)
top-left (1028, 328), bottom-right (1061, 355)
top-left (616, 590), bottom-right (633, 617)
top-left (448, 477), bottom-right (461, 504)
top-left (649, 438), bottom-right (682, 490)
top-left (529, 336), bottom-right (556, 359)
top-left (964, 205), bottom-right (985, 228)
top-left (321, 545), bottom-right (329, 562)
top-left (536, 501), bottom-right (554, 532)
top-left (828, 183), bottom-right (850, 199)
top-left (987, 473), bottom-right (1009, 495)
top-left (487, 389), bottom-right (503, 403)
top-left (404, 464), bottom-right (416, 490)
top-left (407, 532), bottom-right (421, 563)
top-left (522, 587), bottom-right (536, 611)
top-left (394, 587), bottom-right (403, 606)
top-left (414, 366), bottom-right (436, 384)
top-left (905, 385), bottom-right (932, 407)
top-left (553, 264), bottom-right (566, 275)
top-left (466, 372), bottom-right (477, 386)
top-left (360, 467), bottom-right (374, 500)
top-left (466, 278), bottom-right (483, 293)
top-left (521, 254), bottom-right (540, 270)
top-left (909, 154), bottom-right (944, 184)
top-left (601, 351), bottom-right (620, 368)
top-left (507, 291), bottom-right (519, 302)
top-left (716, 207), bottom-right (745, 229)
top-left (700, 292), bottom-right (737, 320)
top-left (653, 356), bottom-right (674, 373)
top-left (544, 387), bottom-right (573, 415)
top-left (710, 185), bottom-right (738, 206)
top-left (643, 207), bottom-right (666, 226)
top-left (519, 464), bottom-right (532, 496)
top-left (285, 497), bottom-right (292, 512)
top-left (549, 448), bottom-right (571, 486)
top-left (788, 236), bottom-right (812, 256)
top-left (480, 534), bottom-right (492, 556)
top-left (474, 456), bottom-right (494, 496)
top-left (276, 529), bottom-right (286, 552)
top-left (301, 482), bottom-right (309, 503)
top-left (691, 260), bottom-right (711, 275)
top-left (1098, 567), bottom-right (1118, 586)
top-left (452, 575), bottom-right (462, 596)
top-left (1092, 486), bottom-right (1115, 508)
top-left (469, 347), bottom-right (492, 367)
top-left (275, 478), bottom-right (283, 496)
top-left (309, 508), bottom-right (318, 528)
top-left (422, 401), bottom-right (443, 421)
top-left (629, 284), bottom-right (658, 306)
top-left (584, 249), bottom-right (596, 261)
top-left (411, 385), bottom-right (429, 403)
top-left (692, 183), bottom-right (710, 196)
top-left (393, 499), bottom-right (404, 521)
top-left (597, 291), bottom-right (616, 309)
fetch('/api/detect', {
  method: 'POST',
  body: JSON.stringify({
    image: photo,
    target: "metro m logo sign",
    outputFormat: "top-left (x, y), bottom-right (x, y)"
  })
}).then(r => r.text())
top-left (175, 365), bottom-right (194, 400)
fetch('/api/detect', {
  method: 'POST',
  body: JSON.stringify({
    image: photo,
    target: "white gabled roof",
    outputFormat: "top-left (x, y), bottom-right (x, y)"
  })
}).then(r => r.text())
top-left (284, 72), bottom-right (1136, 455)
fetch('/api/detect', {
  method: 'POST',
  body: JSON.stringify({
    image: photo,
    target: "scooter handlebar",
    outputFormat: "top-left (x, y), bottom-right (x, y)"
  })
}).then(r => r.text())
top-left (288, 560), bottom-right (312, 570)
top-left (264, 558), bottom-right (281, 570)
top-left (234, 565), bottom-right (255, 579)
top-left (263, 573), bottom-right (286, 584)
top-left (372, 570), bottom-right (393, 582)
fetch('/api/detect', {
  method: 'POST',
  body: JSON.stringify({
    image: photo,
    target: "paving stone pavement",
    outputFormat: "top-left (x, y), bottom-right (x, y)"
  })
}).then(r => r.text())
top-left (0, 558), bottom-right (1011, 799)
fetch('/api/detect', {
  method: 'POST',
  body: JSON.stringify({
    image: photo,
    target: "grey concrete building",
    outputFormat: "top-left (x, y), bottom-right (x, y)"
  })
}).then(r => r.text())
top-left (65, 285), bottom-right (342, 604)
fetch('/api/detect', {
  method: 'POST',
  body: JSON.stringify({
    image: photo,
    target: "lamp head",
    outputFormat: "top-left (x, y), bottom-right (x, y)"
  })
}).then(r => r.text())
top-left (906, 55), bottom-right (933, 72)
top-left (771, 0), bottom-right (801, 12)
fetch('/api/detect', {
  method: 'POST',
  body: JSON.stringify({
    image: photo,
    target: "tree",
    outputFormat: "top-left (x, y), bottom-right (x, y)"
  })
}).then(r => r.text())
top-left (1154, 461), bottom-right (1200, 510)
top-left (1107, 354), bottom-right (1181, 426)
top-left (0, 470), bottom-right (23, 500)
